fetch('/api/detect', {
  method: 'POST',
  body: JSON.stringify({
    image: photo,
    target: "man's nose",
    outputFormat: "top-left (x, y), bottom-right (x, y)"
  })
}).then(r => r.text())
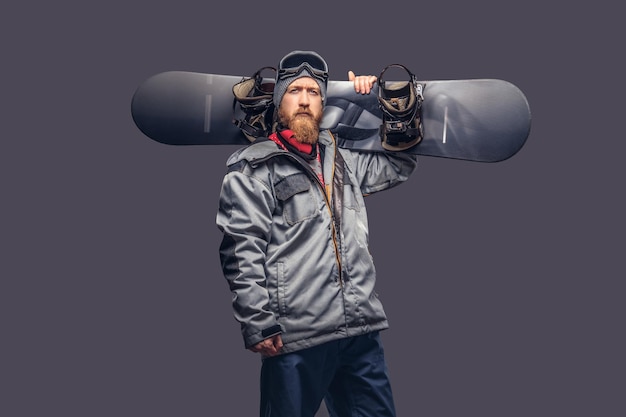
top-left (298, 91), bottom-right (310, 106)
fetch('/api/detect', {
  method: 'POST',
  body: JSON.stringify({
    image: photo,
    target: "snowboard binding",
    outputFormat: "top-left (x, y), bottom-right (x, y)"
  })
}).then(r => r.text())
top-left (377, 64), bottom-right (425, 151)
top-left (232, 67), bottom-right (276, 142)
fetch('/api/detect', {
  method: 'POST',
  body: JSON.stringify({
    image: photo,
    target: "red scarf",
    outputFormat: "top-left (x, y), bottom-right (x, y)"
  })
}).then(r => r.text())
top-left (268, 130), bottom-right (313, 154)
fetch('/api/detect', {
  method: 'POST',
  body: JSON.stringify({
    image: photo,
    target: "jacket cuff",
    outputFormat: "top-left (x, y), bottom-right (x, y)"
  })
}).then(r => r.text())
top-left (244, 324), bottom-right (283, 348)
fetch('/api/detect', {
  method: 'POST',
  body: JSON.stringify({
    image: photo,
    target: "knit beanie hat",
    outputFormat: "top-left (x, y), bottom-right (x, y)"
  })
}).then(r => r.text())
top-left (273, 50), bottom-right (329, 109)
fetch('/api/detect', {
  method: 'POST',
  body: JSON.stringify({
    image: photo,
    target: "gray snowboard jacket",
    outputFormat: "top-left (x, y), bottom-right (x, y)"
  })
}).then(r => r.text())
top-left (216, 130), bottom-right (417, 354)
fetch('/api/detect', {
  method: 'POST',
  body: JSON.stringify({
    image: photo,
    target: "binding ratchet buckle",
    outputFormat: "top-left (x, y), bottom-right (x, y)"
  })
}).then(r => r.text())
top-left (377, 64), bottom-right (425, 151)
top-left (232, 66), bottom-right (276, 142)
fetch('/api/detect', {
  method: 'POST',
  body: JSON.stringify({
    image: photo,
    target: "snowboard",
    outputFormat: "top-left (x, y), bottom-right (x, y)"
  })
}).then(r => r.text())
top-left (131, 71), bottom-right (531, 162)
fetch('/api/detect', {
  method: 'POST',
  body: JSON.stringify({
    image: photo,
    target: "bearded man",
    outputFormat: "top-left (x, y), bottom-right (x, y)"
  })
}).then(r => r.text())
top-left (216, 50), bottom-right (417, 417)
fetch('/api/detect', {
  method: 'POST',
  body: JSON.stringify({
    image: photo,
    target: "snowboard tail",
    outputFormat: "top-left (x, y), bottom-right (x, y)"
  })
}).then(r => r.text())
top-left (131, 71), bottom-right (531, 162)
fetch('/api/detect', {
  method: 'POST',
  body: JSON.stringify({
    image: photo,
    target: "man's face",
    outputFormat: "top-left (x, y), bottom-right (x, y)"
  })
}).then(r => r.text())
top-left (277, 77), bottom-right (324, 145)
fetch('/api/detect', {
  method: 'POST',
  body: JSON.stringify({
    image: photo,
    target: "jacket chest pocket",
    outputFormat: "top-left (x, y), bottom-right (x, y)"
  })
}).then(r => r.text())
top-left (341, 164), bottom-right (362, 212)
top-left (274, 173), bottom-right (318, 225)
top-left (342, 181), bottom-right (362, 212)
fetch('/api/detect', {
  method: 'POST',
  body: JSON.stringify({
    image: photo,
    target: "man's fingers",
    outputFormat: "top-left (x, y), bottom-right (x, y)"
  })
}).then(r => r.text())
top-left (349, 72), bottom-right (377, 94)
top-left (274, 335), bottom-right (284, 350)
top-left (250, 335), bottom-right (283, 356)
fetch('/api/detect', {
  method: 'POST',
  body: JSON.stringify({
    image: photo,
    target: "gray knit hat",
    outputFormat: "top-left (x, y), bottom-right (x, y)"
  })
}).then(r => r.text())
top-left (273, 50), bottom-right (329, 109)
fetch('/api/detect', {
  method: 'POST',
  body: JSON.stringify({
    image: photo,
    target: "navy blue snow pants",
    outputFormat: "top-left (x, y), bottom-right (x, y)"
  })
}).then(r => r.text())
top-left (259, 331), bottom-right (396, 417)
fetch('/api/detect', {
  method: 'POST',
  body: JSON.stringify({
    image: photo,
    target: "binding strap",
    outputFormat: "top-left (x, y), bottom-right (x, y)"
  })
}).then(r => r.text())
top-left (377, 64), bottom-right (425, 151)
top-left (232, 66), bottom-right (276, 142)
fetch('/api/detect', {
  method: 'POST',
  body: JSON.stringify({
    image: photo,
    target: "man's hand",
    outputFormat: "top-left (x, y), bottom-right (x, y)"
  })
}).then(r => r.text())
top-left (348, 71), bottom-right (377, 95)
top-left (249, 334), bottom-right (283, 357)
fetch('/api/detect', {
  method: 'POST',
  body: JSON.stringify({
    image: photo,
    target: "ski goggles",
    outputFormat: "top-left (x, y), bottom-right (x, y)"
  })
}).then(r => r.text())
top-left (277, 51), bottom-right (329, 83)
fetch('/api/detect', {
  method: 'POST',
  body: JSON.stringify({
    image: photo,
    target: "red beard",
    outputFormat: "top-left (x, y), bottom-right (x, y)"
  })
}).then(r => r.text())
top-left (278, 108), bottom-right (322, 144)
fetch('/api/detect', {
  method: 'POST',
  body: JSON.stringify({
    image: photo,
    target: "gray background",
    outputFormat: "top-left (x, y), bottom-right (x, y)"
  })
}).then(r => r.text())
top-left (3, 1), bottom-right (623, 416)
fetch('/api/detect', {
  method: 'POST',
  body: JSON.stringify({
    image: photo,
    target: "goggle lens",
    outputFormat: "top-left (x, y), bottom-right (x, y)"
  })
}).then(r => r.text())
top-left (278, 52), bottom-right (328, 82)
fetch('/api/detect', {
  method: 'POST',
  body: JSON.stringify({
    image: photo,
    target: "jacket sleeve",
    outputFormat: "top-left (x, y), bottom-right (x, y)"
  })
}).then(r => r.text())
top-left (216, 165), bottom-right (281, 349)
top-left (347, 150), bottom-right (418, 195)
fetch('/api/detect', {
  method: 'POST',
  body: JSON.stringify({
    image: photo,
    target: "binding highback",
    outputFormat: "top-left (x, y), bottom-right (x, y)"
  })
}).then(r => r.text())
top-left (377, 64), bottom-right (425, 151)
top-left (232, 66), bottom-right (276, 142)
